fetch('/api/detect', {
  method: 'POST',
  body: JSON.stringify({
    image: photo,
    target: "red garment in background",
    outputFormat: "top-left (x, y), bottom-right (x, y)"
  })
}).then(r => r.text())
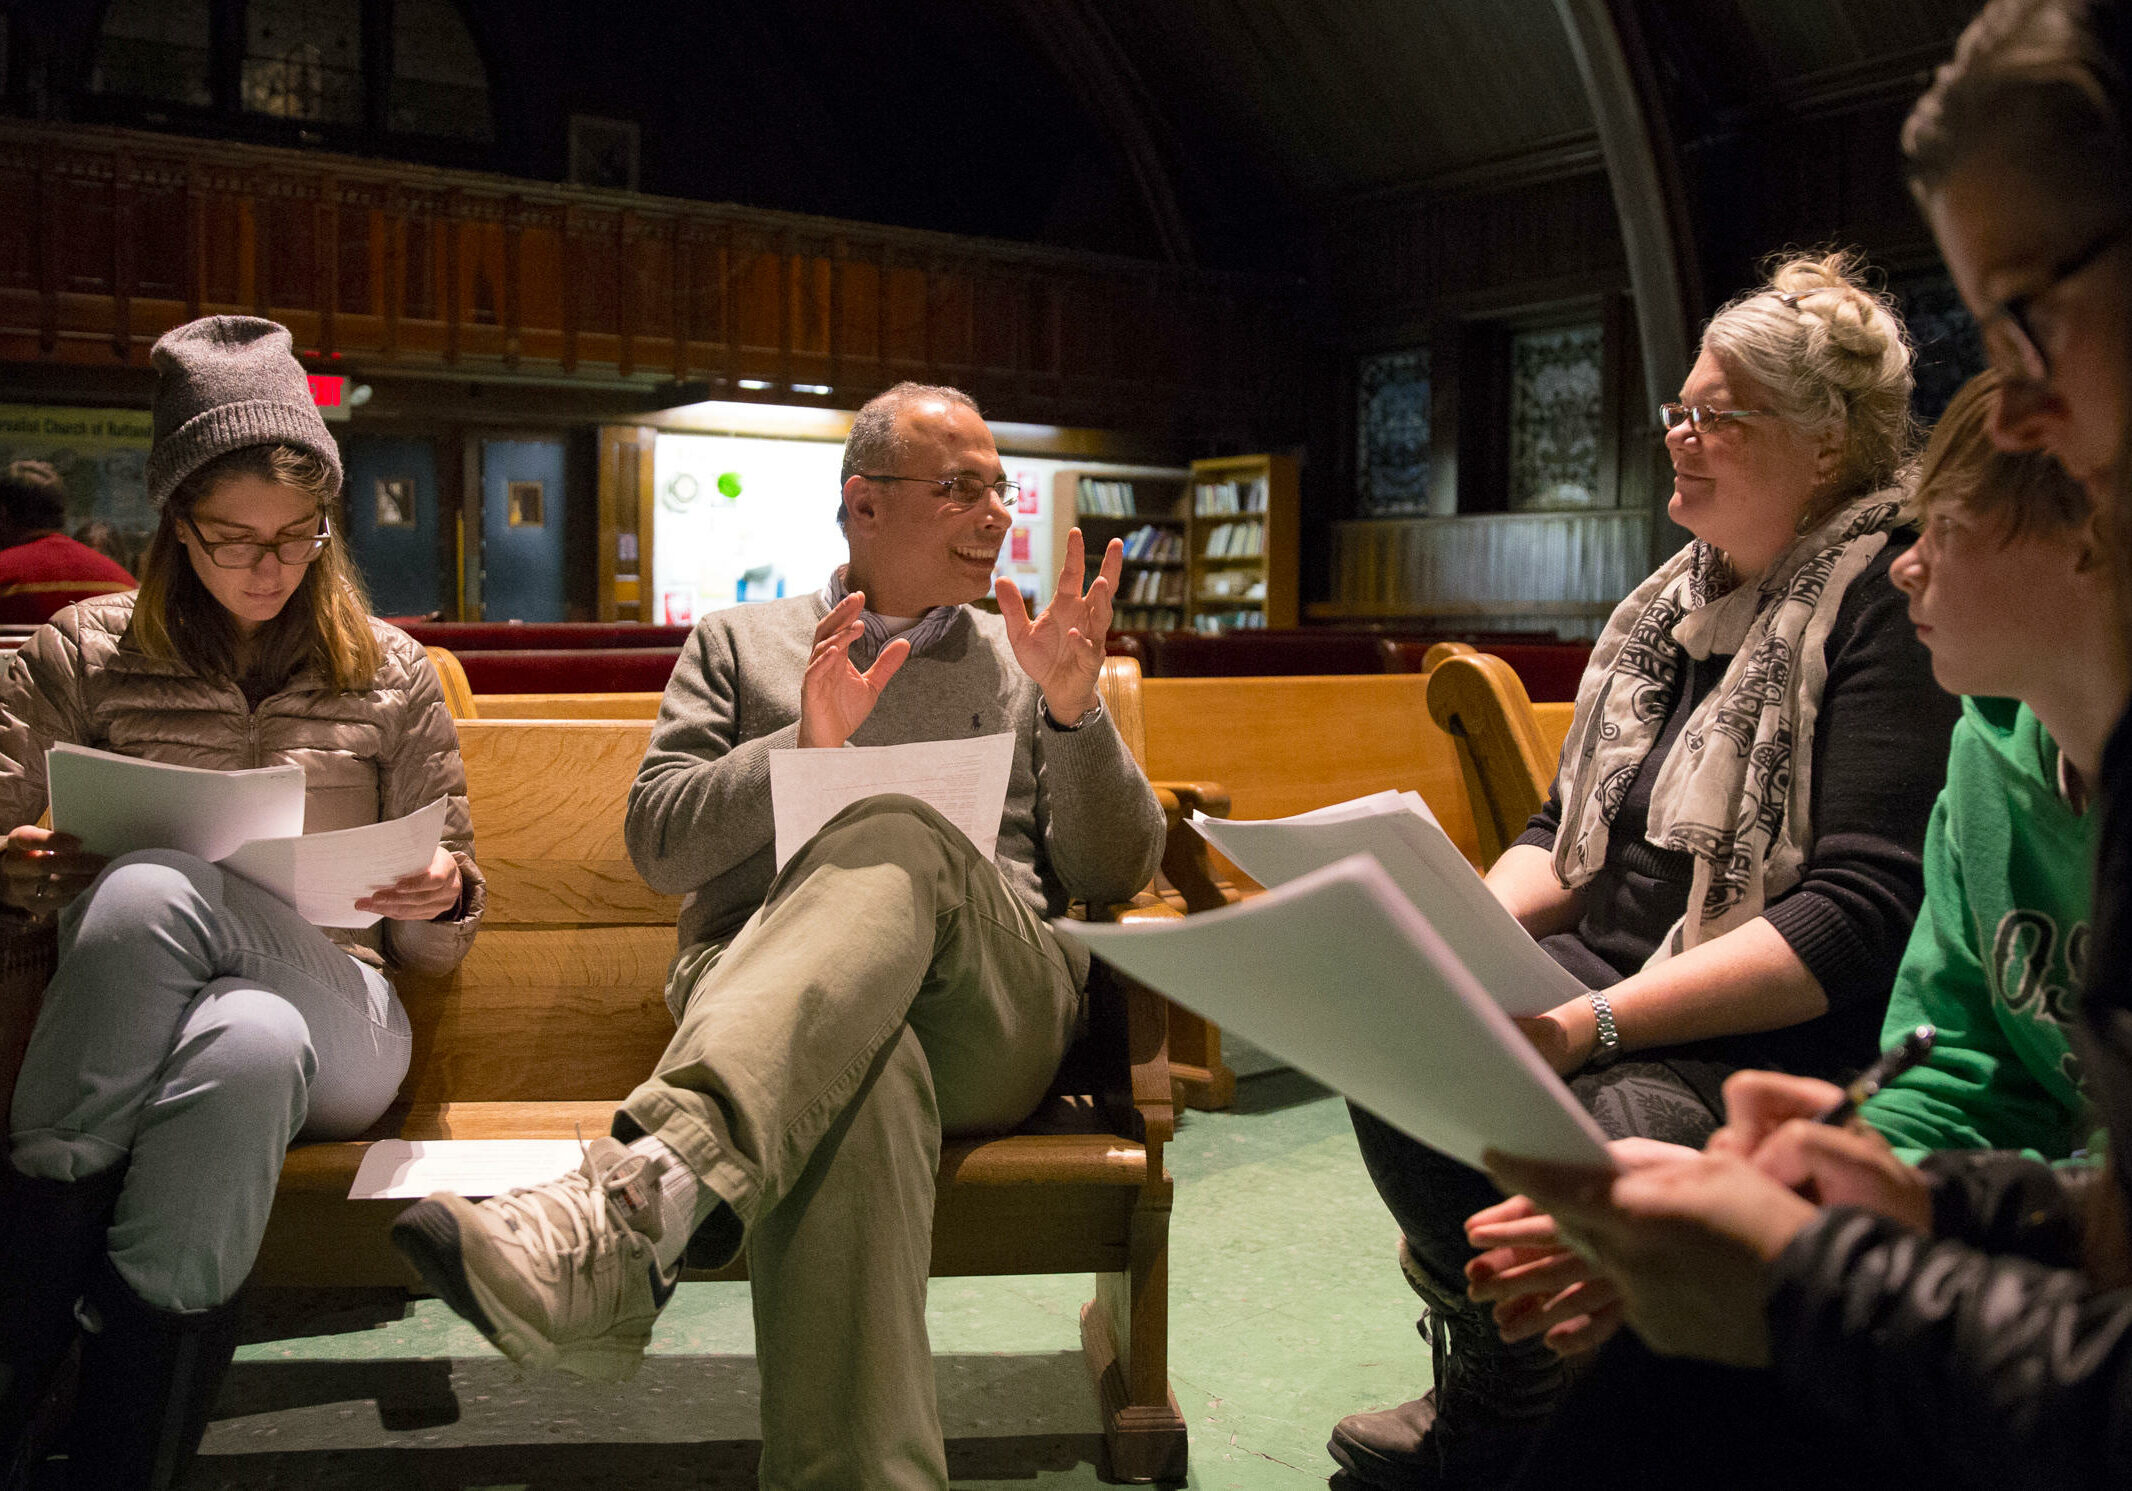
top-left (0, 534), bottom-right (136, 626)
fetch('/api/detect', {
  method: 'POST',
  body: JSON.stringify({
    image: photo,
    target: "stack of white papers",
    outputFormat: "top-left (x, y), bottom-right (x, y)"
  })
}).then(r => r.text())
top-left (46, 743), bottom-right (447, 928)
top-left (769, 732), bottom-right (1015, 869)
top-left (1057, 856), bottom-right (1611, 1169)
top-left (1190, 790), bottom-right (1587, 1018)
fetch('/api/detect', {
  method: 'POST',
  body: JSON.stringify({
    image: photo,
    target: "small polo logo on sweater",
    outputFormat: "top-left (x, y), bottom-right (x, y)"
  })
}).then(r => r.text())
top-left (972, 713), bottom-right (982, 731)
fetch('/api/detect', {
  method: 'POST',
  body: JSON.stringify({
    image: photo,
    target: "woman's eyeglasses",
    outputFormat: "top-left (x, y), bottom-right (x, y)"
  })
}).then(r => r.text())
top-left (1659, 403), bottom-right (1777, 436)
top-left (185, 514), bottom-right (331, 569)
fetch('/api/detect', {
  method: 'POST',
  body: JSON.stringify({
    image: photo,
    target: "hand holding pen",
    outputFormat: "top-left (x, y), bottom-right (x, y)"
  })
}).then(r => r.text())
top-left (1711, 1034), bottom-right (1938, 1233)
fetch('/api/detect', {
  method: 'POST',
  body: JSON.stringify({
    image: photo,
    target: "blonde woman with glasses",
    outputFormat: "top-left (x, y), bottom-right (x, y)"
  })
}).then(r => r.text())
top-left (1331, 252), bottom-right (1959, 1490)
top-left (0, 317), bottom-right (484, 1490)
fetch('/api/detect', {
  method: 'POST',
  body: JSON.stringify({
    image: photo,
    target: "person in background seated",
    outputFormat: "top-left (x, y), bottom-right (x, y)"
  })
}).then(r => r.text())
top-left (391, 381), bottom-right (1166, 1491)
top-left (1469, 2), bottom-right (2132, 1486)
top-left (1329, 252), bottom-right (1960, 1491)
top-left (0, 316), bottom-right (484, 1491)
top-left (0, 460), bottom-right (135, 625)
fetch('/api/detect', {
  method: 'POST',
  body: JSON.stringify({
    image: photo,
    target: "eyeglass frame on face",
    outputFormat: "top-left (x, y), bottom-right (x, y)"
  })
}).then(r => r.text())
top-left (855, 472), bottom-right (1022, 509)
top-left (1659, 403), bottom-right (1779, 436)
top-left (1981, 220), bottom-right (2132, 384)
top-left (183, 512), bottom-right (331, 570)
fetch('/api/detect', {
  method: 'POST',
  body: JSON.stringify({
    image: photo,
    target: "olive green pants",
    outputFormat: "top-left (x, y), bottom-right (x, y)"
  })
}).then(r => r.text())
top-left (620, 795), bottom-right (1082, 1491)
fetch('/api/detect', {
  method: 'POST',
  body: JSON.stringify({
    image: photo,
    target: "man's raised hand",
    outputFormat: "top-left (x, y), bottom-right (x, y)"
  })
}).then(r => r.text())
top-left (799, 591), bottom-right (911, 749)
top-left (995, 528), bottom-right (1120, 726)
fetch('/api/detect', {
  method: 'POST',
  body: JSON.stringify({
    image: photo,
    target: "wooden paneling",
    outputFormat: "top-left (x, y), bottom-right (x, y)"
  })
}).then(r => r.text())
top-left (0, 121), bottom-right (1302, 437)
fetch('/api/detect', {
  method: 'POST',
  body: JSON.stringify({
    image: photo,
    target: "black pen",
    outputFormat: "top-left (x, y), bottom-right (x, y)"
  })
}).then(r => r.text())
top-left (1818, 1025), bottom-right (1935, 1126)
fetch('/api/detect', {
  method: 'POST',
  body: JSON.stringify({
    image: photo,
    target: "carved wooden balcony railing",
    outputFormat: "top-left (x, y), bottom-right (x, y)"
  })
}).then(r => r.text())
top-left (0, 121), bottom-right (1302, 433)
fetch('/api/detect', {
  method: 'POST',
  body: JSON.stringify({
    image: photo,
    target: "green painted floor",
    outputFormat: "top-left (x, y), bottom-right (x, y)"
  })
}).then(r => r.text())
top-left (191, 1066), bottom-right (1430, 1488)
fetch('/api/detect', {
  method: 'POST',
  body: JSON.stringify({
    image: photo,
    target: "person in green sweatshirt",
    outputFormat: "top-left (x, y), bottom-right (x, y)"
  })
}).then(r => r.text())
top-left (1865, 367), bottom-right (2129, 1162)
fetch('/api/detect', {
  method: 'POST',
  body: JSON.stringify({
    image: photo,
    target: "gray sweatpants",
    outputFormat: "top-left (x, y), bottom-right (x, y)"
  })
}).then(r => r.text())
top-left (10, 849), bottom-right (410, 1311)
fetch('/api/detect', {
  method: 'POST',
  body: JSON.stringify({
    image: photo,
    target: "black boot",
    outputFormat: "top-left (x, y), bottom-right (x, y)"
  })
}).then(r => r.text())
top-left (63, 1255), bottom-right (242, 1490)
top-left (0, 1162), bottom-right (126, 1483)
top-left (1327, 1239), bottom-right (1570, 1490)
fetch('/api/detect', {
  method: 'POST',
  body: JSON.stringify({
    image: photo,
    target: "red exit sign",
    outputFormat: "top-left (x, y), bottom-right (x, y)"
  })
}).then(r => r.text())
top-left (308, 373), bottom-right (349, 421)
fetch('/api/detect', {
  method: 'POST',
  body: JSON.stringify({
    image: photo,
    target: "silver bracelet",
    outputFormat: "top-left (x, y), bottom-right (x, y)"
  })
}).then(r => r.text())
top-left (1587, 991), bottom-right (1621, 1059)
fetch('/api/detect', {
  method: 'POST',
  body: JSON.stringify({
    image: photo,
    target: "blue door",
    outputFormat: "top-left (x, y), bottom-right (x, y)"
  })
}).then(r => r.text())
top-left (340, 436), bottom-right (442, 619)
top-left (481, 438), bottom-right (568, 623)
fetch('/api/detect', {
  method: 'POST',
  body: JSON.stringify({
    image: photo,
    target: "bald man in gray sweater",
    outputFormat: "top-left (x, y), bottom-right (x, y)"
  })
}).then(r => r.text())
top-left (395, 383), bottom-right (1166, 1491)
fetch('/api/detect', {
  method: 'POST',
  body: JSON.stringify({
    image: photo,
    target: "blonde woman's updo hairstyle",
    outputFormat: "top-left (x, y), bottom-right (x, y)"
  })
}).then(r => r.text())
top-left (1700, 251), bottom-right (1917, 527)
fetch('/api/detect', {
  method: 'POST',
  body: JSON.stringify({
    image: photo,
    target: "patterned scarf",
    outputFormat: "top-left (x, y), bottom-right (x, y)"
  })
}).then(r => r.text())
top-left (823, 564), bottom-right (963, 666)
top-left (1551, 490), bottom-right (1910, 962)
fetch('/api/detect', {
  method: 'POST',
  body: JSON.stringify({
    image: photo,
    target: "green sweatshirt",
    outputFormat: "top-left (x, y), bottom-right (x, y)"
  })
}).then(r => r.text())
top-left (1862, 697), bottom-right (2096, 1164)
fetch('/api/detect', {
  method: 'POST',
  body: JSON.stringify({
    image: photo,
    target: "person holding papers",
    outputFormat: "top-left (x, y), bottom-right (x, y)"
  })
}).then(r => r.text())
top-left (1330, 254), bottom-right (1960, 1489)
top-left (390, 382), bottom-right (1164, 1491)
top-left (0, 316), bottom-right (483, 1490)
top-left (1458, 8), bottom-right (2132, 1485)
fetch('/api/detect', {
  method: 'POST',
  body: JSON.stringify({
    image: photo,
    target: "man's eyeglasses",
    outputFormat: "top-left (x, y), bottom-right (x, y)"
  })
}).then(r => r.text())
top-left (185, 513), bottom-right (331, 569)
top-left (1983, 220), bottom-right (2132, 383)
top-left (858, 473), bottom-right (1022, 508)
top-left (1659, 403), bottom-right (1777, 436)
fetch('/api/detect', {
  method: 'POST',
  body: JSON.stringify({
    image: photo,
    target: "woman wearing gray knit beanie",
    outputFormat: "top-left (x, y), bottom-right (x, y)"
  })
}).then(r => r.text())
top-left (0, 316), bottom-right (487, 1489)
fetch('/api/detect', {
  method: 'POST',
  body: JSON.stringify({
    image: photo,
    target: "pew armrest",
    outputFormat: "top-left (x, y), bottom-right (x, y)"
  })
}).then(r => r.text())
top-left (1150, 781), bottom-right (1233, 915)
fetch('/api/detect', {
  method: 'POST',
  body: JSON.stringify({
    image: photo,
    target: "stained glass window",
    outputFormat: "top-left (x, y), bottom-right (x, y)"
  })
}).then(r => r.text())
top-left (1894, 272), bottom-right (1987, 424)
top-left (390, 0), bottom-right (493, 141)
top-left (242, 0), bottom-right (363, 124)
top-left (1356, 347), bottom-right (1431, 516)
top-left (90, 0), bottom-right (214, 109)
top-left (1509, 323), bottom-right (1604, 511)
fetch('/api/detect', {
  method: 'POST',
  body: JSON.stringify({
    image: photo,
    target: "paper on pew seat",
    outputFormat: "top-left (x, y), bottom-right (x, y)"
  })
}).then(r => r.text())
top-left (48, 742), bottom-right (304, 862)
top-left (1056, 855), bottom-right (1612, 1170)
top-left (1190, 791), bottom-right (1585, 1018)
top-left (220, 798), bottom-right (450, 928)
top-left (348, 1138), bottom-right (590, 1200)
top-left (770, 732), bottom-right (1015, 870)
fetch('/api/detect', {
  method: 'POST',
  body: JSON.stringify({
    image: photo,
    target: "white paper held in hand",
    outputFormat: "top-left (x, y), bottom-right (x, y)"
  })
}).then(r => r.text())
top-left (1188, 792), bottom-right (1586, 1017)
top-left (1055, 855), bottom-right (1613, 1171)
top-left (47, 742), bottom-right (304, 862)
top-left (770, 732), bottom-right (1016, 869)
top-left (219, 797), bottom-right (451, 928)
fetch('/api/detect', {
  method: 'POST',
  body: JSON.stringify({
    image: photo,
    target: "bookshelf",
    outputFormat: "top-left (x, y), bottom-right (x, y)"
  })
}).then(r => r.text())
top-left (1053, 468), bottom-right (1192, 632)
top-left (1187, 453), bottom-right (1299, 632)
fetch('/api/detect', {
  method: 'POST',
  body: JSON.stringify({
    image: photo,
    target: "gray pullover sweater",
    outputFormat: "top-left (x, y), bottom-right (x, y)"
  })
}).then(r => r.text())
top-left (625, 594), bottom-right (1166, 985)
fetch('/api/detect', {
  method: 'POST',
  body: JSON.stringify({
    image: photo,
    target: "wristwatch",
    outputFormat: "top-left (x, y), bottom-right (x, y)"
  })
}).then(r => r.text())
top-left (1043, 698), bottom-right (1104, 731)
top-left (1586, 990), bottom-right (1622, 1061)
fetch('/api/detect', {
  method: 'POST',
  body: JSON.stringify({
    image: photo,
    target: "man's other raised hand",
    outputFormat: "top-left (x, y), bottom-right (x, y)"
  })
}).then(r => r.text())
top-left (996, 528), bottom-right (1120, 727)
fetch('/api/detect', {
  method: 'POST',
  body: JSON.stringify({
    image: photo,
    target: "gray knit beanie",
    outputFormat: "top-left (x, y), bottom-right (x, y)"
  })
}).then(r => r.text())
top-left (145, 316), bottom-right (343, 509)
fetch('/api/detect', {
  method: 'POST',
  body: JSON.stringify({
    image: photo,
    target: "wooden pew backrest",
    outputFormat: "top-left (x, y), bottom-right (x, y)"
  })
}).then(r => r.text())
top-left (1427, 654), bottom-right (1576, 867)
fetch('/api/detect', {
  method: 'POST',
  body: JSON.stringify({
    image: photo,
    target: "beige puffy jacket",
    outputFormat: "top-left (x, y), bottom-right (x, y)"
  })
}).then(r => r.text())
top-left (0, 593), bottom-right (484, 976)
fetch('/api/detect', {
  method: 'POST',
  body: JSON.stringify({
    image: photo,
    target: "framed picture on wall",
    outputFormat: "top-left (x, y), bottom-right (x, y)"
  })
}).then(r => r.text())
top-left (567, 114), bottom-right (640, 192)
top-left (374, 477), bottom-right (416, 528)
top-left (507, 480), bottom-right (545, 528)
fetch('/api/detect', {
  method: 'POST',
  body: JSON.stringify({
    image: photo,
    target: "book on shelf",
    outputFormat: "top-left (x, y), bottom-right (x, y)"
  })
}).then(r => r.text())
top-left (1192, 476), bottom-right (1270, 516)
top-left (1202, 522), bottom-right (1265, 559)
top-left (1112, 606), bottom-right (1183, 631)
top-left (1192, 610), bottom-right (1265, 633)
top-left (1120, 524), bottom-right (1183, 563)
top-left (1075, 477), bottom-right (1138, 517)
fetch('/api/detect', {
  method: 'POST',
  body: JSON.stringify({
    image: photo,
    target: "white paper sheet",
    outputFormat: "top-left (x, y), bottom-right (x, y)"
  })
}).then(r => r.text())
top-left (220, 798), bottom-right (450, 929)
top-left (347, 1138), bottom-right (589, 1200)
top-left (1058, 856), bottom-right (1612, 1169)
top-left (769, 732), bottom-right (1016, 870)
top-left (47, 742), bottom-right (305, 863)
top-left (1190, 794), bottom-right (1586, 1018)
